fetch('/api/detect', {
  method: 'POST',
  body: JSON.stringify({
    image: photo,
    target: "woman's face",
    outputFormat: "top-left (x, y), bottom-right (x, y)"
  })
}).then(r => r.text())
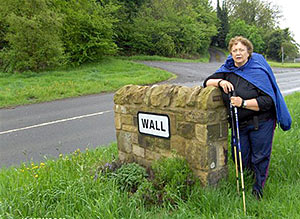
top-left (230, 42), bottom-right (250, 67)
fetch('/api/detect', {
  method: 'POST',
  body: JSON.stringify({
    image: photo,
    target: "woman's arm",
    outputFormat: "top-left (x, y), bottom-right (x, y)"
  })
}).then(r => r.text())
top-left (205, 78), bottom-right (222, 87)
top-left (230, 97), bottom-right (260, 111)
top-left (206, 79), bottom-right (234, 94)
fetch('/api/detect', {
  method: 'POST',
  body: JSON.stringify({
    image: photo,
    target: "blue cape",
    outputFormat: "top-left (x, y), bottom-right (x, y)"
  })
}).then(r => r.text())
top-left (216, 53), bottom-right (292, 131)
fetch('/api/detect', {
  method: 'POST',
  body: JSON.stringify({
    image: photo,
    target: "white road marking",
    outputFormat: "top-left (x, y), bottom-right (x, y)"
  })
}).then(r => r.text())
top-left (0, 110), bottom-right (112, 135)
top-left (281, 87), bottom-right (300, 96)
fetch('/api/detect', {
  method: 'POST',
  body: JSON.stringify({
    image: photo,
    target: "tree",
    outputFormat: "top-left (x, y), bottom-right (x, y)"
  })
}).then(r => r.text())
top-left (265, 28), bottom-right (299, 61)
top-left (52, 0), bottom-right (119, 65)
top-left (227, 0), bottom-right (281, 30)
top-left (226, 19), bottom-right (264, 53)
top-left (0, 0), bottom-right (65, 72)
top-left (112, 0), bottom-right (149, 54)
top-left (213, 0), bottom-right (229, 48)
top-left (123, 0), bottom-right (217, 57)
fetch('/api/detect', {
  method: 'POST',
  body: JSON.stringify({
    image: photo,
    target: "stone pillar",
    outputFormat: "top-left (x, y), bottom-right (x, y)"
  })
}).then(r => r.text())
top-left (113, 84), bottom-right (228, 186)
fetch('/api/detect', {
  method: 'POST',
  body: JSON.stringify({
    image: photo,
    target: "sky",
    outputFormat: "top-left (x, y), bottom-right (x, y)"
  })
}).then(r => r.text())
top-left (211, 0), bottom-right (300, 45)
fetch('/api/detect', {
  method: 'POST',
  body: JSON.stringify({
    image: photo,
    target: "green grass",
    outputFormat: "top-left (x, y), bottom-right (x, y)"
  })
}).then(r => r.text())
top-left (268, 61), bottom-right (300, 68)
top-left (0, 93), bottom-right (299, 218)
top-left (0, 57), bottom-right (174, 108)
top-left (117, 54), bottom-right (210, 63)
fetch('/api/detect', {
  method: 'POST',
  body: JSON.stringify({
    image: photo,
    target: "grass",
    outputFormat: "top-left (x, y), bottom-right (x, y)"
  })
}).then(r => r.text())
top-left (0, 57), bottom-right (174, 108)
top-left (0, 92), bottom-right (299, 218)
top-left (118, 54), bottom-right (210, 63)
top-left (268, 61), bottom-right (300, 68)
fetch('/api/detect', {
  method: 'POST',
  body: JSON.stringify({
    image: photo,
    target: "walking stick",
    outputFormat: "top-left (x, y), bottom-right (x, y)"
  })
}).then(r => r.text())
top-left (230, 91), bottom-right (247, 214)
top-left (229, 92), bottom-right (240, 195)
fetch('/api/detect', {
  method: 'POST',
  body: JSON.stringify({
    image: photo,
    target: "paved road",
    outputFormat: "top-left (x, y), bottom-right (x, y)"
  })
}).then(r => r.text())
top-left (1, 62), bottom-right (300, 168)
top-left (0, 94), bottom-right (115, 167)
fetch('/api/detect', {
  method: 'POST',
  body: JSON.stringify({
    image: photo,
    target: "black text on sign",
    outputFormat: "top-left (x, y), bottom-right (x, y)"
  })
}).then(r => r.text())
top-left (137, 112), bottom-right (170, 139)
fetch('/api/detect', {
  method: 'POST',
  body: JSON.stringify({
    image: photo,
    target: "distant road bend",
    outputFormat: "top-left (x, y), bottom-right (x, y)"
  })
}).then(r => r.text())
top-left (1, 61), bottom-right (300, 168)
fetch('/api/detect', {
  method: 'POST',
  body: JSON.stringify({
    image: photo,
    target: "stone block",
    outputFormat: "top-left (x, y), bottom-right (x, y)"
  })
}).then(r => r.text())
top-left (122, 114), bottom-right (133, 125)
top-left (174, 86), bottom-right (190, 107)
top-left (131, 86), bottom-right (150, 104)
top-left (114, 105), bottom-right (127, 114)
top-left (138, 134), bottom-right (170, 150)
top-left (185, 140), bottom-right (208, 169)
top-left (132, 133), bottom-right (138, 144)
top-left (114, 85), bottom-right (133, 105)
top-left (116, 131), bottom-right (132, 153)
top-left (122, 125), bottom-right (137, 133)
top-left (195, 124), bottom-right (208, 145)
top-left (155, 147), bottom-right (173, 158)
top-left (208, 110), bottom-right (218, 123)
top-left (178, 122), bottom-right (194, 139)
top-left (125, 106), bottom-right (140, 115)
top-left (176, 111), bottom-right (185, 122)
top-left (150, 84), bottom-right (173, 107)
top-left (184, 110), bottom-right (208, 124)
top-left (207, 167), bottom-right (228, 186)
top-left (170, 135), bottom-right (186, 156)
top-left (207, 123), bottom-right (227, 141)
top-left (196, 87), bottom-right (224, 110)
top-left (143, 86), bottom-right (153, 106)
top-left (114, 85), bottom-right (149, 105)
top-left (217, 141), bottom-right (228, 167)
top-left (169, 113), bottom-right (177, 135)
top-left (186, 86), bottom-right (202, 107)
top-left (114, 113), bottom-right (122, 130)
top-left (133, 156), bottom-right (152, 168)
top-left (118, 151), bottom-right (133, 162)
top-left (133, 116), bottom-right (138, 126)
top-left (220, 122), bottom-right (228, 139)
top-left (196, 87), bottom-right (212, 110)
top-left (218, 108), bottom-right (228, 121)
top-left (145, 149), bottom-right (162, 161)
top-left (207, 142), bottom-right (217, 169)
top-left (133, 144), bottom-right (145, 158)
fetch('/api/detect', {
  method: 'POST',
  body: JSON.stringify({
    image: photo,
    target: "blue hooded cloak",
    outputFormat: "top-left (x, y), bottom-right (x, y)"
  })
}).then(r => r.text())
top-left (216, 53), bottom-right (292, 131)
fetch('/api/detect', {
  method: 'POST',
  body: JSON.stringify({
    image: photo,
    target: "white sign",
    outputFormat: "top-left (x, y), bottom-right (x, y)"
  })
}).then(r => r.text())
top-left (137, 112), bottom-right (170, 139)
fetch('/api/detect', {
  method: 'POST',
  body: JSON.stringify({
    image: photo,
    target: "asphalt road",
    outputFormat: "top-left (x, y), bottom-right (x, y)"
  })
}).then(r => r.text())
top-left (1, 62), bottom-right (300, 168)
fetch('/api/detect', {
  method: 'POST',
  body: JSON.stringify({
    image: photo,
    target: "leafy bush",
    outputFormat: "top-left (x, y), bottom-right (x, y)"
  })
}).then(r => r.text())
top-left (118, 0), bottom-right (217, 57)
top-left (0, 0), bottom-right (65, 72)
top-left (0, 0), bottom-right (119, 72)
top-left (109, 162), bottom-right (148, 193)
top-left (52, 0), bottom-right (119, 65)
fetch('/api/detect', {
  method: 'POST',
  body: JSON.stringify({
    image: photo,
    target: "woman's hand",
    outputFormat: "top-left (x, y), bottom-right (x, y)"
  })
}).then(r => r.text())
top-left (219, 80), bottom-right (234, 94)
top-left (230, 96), bottom-right (243, 107)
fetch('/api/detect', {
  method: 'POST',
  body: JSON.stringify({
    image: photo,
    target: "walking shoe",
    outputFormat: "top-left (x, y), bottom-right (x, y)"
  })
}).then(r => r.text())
top-left (252, 189), bottom-right (263, 200)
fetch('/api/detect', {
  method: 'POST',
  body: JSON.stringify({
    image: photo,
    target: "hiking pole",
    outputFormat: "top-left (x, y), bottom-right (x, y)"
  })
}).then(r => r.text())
top-left (229, 91), bottom-right (240, 195)
top-left (231, 91), bottom-right (246, 214)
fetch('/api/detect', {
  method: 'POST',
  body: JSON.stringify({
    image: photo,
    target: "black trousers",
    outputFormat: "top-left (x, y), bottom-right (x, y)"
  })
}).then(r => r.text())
top-left (231, 118), bottom-right (276, 192)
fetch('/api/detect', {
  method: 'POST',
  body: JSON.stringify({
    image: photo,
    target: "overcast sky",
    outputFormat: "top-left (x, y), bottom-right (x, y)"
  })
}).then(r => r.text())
top-left (211, 0), bottom-right (300, 44)
top-left (271, 0), bottom-right (300, 44)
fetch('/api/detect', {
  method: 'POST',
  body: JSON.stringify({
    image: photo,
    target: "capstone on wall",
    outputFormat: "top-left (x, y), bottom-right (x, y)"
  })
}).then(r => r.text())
top-left (113, 84), bottom-right (228, 186)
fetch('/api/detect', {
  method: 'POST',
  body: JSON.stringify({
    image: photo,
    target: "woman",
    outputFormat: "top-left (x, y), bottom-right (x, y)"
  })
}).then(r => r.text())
top-left (204, 36), bottom-right (292, 199)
